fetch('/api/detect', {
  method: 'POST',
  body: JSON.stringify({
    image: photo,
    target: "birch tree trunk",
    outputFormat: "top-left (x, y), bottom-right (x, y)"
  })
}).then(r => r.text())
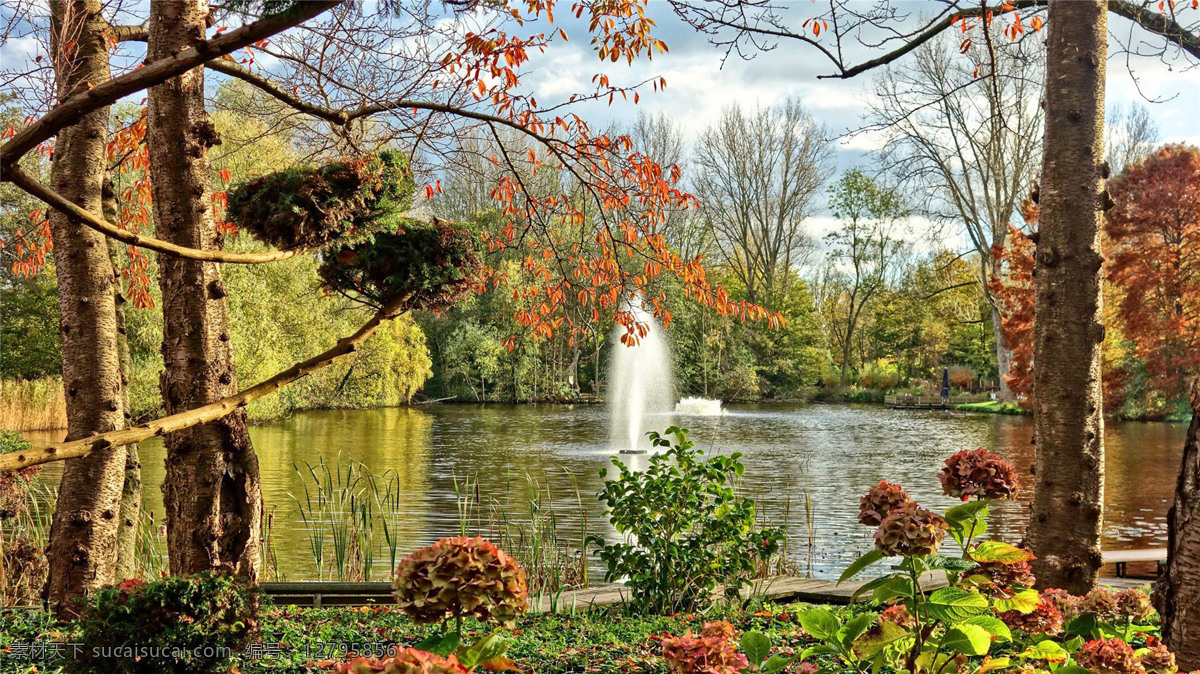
top-left (146, 0), bottom-right (261, 579)
top-left (1155, 376), bottom-right (1200, 669)
top-left (1024, 0), bottom-right (1107, 594)
top-left (42, 0), bottom-right (129, 618)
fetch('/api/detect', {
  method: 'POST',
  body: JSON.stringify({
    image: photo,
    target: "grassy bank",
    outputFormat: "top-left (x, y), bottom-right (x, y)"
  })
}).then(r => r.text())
top-left (955, 400), bottom-right (1029, 415)
top-left (0, 378), bottom-right (67, 431)
top-left (0, 600), bottom-right (853, 673)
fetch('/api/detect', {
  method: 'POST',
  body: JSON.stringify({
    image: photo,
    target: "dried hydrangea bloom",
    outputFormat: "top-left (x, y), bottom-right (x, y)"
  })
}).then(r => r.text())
top-left (392, 536), bottom-right (528, 628)
top-left (661, 621), bottom-right (750, 674)
top-left (335, 649), bottom-right (469, 674)
top-left (1114, 588), bottom-right (1154, 622)
top-left (1136, 641), bottom-right (1178, 674)
top-left (1074, 638), bottom-right (1145, 674)
top-left (858, 481), bottom-right (912, 526)
top-left (938, 448), bottom-right (1019, 501)
top-left (1040, 588), bottom-right (1081, 622)
top-left (873, 501), bottom-right (948, 557)
top-left (1079, 588), bottom-right (1121, 621)
top-left (996, 601), bottom-right (1064, 636)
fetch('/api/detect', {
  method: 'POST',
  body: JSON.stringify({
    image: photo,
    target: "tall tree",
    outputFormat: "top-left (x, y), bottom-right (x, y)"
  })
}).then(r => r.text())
top-left (694, 99), bottom-right (831, 306)
top-left (1104, 144), bottom-right (1200, 407)
top-left (39, 0), bottom-right (130, 617)
top-left (145, 0), bottom-right (261, 578)
top-left (870, 29), bottom-right (1043, 399)
top-left (1024, 0), bottom-right (1108, 593)
top-left (1157, 375), bottom-right (1200, 670)
top-left (821, 170), bottom-right (907, 386)
top-left (1105, 103), bottom-right (1160, 175)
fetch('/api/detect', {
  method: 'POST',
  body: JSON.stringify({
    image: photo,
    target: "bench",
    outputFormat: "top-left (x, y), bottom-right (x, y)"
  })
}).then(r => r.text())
top-left (1101, 548), bottom-right (1167, 578)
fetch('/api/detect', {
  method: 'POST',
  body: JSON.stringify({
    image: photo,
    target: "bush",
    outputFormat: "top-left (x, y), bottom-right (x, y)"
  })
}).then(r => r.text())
top-left (590, 427), bottom-right (785, 614)
top-left (859, 362), bottom-right (901, 391)
top-left (948, 365), bottom-right (976, 391)
top-left (69, 573), bottom-right (258, 673)
top-left (804, 447), bottom-right (1177, 673)
top-left (226, 151), bottom-right (415, 250)
top-left (318, 220), bottom-right (482, 309)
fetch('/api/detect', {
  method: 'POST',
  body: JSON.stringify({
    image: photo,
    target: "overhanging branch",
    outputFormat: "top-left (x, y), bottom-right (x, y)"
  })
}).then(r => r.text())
top-left (0, 291), bottom-right (413, 473)
top-left (0, 0), bottom-right (341, 173)
top-left (7, 166), bottom-right (305, 264)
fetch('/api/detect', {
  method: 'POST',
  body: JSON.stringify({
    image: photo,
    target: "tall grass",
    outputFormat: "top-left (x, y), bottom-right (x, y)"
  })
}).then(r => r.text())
top-left (290, 458), bottom-right (590, 594)
top-left (1, 377), bottom-right (67, 431)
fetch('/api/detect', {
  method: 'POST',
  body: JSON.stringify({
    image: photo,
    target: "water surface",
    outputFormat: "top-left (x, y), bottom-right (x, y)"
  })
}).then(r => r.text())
top-left (27, 403), bottom-right (1186, 580)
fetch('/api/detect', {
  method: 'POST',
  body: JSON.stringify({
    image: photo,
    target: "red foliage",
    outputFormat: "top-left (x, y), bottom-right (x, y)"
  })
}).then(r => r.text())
top-left (988, 217), bottom-right (1036, 401)
top-left (1104, 144), bottom-right (1200, 404)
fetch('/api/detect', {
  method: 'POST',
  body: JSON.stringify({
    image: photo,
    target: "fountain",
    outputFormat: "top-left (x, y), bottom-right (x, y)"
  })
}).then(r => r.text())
top-left (675, 396), bottom-right (724, 416)
top-left (608, 297), bottom-right (675, 453)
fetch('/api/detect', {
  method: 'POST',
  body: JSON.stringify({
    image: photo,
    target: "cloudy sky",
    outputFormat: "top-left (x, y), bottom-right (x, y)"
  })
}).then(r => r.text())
top-left (512, 1), bottom-right (1200, 244)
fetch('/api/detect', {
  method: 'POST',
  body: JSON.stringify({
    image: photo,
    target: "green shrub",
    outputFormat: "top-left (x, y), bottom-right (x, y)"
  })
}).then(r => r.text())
top-left (69, 573), bottom-right (258, 674)
top-left (226, 151), bottom-right (414, 250)
top-left (318, 220), bottom-right (481, 309)
top-left (590, 427), bottom-right (785, 614)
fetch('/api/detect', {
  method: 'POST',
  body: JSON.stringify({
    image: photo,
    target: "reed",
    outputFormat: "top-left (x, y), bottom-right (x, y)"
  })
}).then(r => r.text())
top-left (0, 377), bottom-right (67, 431)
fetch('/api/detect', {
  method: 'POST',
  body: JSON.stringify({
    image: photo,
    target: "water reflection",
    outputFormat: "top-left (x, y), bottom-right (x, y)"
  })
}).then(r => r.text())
top-left (27, 403), bottom-right (1185, 580)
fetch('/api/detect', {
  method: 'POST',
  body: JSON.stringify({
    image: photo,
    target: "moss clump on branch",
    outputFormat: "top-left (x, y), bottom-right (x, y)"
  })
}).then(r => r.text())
top-left (226, 151), bottom-right (415, 250)
top-left (318, 219), bottom-right (482, 311)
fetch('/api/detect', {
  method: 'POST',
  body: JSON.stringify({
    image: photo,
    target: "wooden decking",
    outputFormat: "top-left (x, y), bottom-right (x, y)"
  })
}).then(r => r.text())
top-left (884, 394), bottom-right (989, 410)
top-left (1102, 548), bottom-right (1167, 578)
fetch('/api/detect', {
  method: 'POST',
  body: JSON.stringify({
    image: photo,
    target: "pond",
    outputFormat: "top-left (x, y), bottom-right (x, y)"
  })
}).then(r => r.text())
top-left (25, 403), bottom-right (1186, 581)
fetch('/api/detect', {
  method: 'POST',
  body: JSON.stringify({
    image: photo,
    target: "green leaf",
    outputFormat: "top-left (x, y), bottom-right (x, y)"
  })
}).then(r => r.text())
top-left (740, 631), bottom-right (771, 665)
top-left (1064, 614), bottom-right (1098, 637)
top-left (457, 632), bottom-right (509, 669)
top-left (800, 644), bottom-right (838, 659)
top-left (761, 655), bottom-right (793, 674)
top-left (945, 501), bottom-right (989, 525)
top-left (941, 624), bottom-right (992, 656)
top-left (838, 612), bottom-right (877, 648)
top-left (850, 574), bottom-right (903, 603)
top-left (969, 541), bottom-right (1034, 564)
top-left (414, 631), bottom-right (461, 657)
top-left (980, 656), bottom-right (1011, 673)
top-left (924, 587), bottom-right (989, 623)
top-left (929, 556), bottom-right (979, 573)
top-left (1017, 639), bottom-right (1068, 662)
top-left (964, 615), bottom-right (1012, 642)
top-left (838, 550), bottom-right (885, 584)
top-left (871, 576), bottom-right (914, 604)
top-left (851, 620), bottom-right (908, 658)
top-left (799, 609), bottom-right (841, 641)
top-left (1053, 667), bottom-right (1091, 674)
top-left (992, 588), bottom-right (1041, 614)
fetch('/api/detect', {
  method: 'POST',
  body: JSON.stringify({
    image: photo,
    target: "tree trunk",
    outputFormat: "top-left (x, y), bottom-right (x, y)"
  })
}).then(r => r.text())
top-left (1155, 376), bottom-right (1200, 669)
top-left (42, 0), bottom-right (129, 618)
top-left (991, 304), bottom-right (1015, 401)
top-left (146, 0), bottom-right (261, 579)
top-left (1025, 0), bottom-right (1107, 594)
top-left (103, 179), bottom-right (142, 580)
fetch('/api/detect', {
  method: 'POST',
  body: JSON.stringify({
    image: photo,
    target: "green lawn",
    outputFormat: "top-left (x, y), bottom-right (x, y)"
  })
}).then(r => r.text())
top-left (955, 400), bottom-right (1029, 415)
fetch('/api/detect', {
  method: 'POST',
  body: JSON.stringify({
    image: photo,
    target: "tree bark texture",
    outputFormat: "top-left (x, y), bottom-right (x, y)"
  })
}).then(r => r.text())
top-left (103, 178), bottom-right (142, 580)
top-left (1155, 376), bottom-right (1200, 669)
top-left (1024, 0), bottom-right (1107, 594)
top-left (146, 0), bottom-right (261, 580)
top-left (991, 303), bottom-right (1015, 401)
top-left (42, 0), bottom-right (129, 618)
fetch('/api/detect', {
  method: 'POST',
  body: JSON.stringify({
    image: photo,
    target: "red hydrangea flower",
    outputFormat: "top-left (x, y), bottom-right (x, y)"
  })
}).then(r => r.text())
top-left (1074, 638), bottom-right (1144, 674)
top-left (1136, 639), bottom-right (1177, 674)
top-left (1079, 588), bottom-right (1121, 621)
top-left (880, 604), bottom-right (915, 628)
top-left (661, 621), bottom-right (750, 674)
top-left (858, 481), bottom-right (912, 526)
top-left (938, 448), bottom-right (1019, 501)
top-left (334, 649), bottom-right (469, 674)
top-left (1115, 588), bottom-right (1154, 622)
top-left (1041, 588), bottom-right (1081, 622)
top-left (392, 536), bottom-right (528, 627)
top-left (996, 601), bottom-right (1063, 636)
top-left (874, 501), bottom-right (948, 557)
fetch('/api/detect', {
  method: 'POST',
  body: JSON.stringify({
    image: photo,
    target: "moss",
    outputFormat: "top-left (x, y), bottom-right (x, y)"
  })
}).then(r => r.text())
top-left (318, 219), bottom-right (482, 310)
top-left (225, 151), bottom-right (415, 251)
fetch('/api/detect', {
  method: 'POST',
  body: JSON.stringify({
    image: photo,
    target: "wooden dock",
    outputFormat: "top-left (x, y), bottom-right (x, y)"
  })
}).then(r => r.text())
top-left (884, 394), bottom-right (989, 410)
